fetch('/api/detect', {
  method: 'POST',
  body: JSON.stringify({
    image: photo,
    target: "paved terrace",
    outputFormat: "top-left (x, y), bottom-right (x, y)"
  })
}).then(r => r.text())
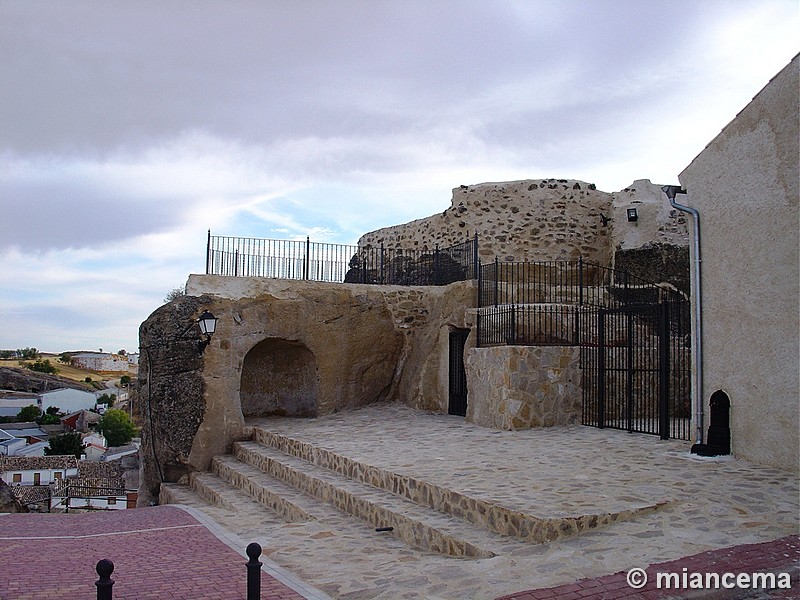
top-left (1, 403), bottom-right (798, 599)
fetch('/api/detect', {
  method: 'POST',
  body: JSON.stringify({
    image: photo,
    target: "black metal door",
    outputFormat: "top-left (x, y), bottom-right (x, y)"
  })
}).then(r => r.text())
top-left (448, 329), bottom-right (469, 416)
top-left (581, 302), bottom-right (690, 440)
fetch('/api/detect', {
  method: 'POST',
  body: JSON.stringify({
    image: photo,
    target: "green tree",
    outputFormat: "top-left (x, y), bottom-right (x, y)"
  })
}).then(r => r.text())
top-left (16, 404), bottom-right (42, 422)
top-left (97, 409), bottom-right (138, 447)
top-left (26, 359), bottom-right (59, 374)
top-left (58, 352), bottom-right (73, 364)
top-left (120, 375), bottom-right (132, 386)
top-left (96, 393), bottom-right (116, 408)
top-left (44, 432), bottom-right (85, 458)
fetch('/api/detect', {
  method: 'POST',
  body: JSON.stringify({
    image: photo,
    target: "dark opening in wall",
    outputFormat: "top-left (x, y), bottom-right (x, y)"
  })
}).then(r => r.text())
top-left (240, 338), bottom-right (318, 418)
top-left (691, 390), bottom-right (731, 456)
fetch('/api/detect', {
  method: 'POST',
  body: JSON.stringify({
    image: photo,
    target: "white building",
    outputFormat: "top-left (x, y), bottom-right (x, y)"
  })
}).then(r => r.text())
top-left (678, 55), bottom-right (799, 471)
top-left (39, 388), bottom-right (97, 414)
top-left (71, 353), bottom-right (129, 372)
top-left (0, 455), bottom-right (78, 486)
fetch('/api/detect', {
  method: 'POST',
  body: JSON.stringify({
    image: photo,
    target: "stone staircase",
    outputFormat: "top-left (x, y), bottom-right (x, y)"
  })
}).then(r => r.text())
top-left (160, 424), bottom-right (669, 560)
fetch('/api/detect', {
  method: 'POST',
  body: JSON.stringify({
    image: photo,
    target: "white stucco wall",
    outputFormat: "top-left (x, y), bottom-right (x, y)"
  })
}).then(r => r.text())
top-left (39, 388), bottom-right (97, 414)
top-left (679, 55), bottom-right (799, 471)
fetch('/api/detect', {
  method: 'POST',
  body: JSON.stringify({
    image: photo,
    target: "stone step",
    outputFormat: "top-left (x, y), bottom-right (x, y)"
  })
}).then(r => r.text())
top-left (210, 455), bottom-right (316, 523)
top-left (162, 477), bottom-right (286, 525)
top-left (232, 440), bottom-right (504, 558)
top-left (250, 427), bottom-right (660, 545)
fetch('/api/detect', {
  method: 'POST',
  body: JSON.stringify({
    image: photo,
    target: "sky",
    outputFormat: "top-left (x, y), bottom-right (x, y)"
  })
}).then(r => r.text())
top-left (0, 0), bottom-right (797, 354)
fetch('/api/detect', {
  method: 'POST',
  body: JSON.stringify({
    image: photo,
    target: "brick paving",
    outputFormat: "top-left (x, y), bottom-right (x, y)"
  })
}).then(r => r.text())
top-left (495, 535), bottom-right (800, 600)
top-left (0, 505), bottom-right (306, 600)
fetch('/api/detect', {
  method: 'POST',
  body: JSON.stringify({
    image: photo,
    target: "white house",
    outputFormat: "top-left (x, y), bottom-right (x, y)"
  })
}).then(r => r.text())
top-left (0, 429), bottom-right (27, 456)
top-left (81, 432), bottom-right (108, 461)
top-left (0, 455), bottom-right (78, 486)
top-left (50, 461), bottom-right (134, 511)
top-left (13, 441), bottom-right (49, 457)
top-left (39, 388), bottom-right (97, 414)
top-left (71, 353), bottom-right (129, 372)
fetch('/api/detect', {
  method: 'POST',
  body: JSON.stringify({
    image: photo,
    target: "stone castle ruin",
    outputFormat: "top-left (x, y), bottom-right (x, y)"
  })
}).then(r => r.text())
top-left (138, 177), bottom-right (690, 505)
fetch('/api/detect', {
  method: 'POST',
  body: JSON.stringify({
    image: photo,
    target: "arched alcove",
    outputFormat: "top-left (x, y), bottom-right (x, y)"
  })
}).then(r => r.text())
top-left (240, 338), bottom-right (318, 418)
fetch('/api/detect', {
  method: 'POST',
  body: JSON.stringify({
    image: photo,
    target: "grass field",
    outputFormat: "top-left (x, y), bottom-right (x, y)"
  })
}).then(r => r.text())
top-left (0, 356), bottom-right (130, 384)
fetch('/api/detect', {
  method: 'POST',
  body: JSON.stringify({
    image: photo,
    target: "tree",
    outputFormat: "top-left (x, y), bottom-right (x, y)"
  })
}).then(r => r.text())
top-left (58, 352), bottom-right (73, 364)
top-left (44, 432), bottom-right (85, 458)
top-left (96, 393), bottom-right (116, 408)
top-left (16, 405), bottom-right (41, 422)
top-left (120, 375), bottom-right (132, 386)
top-left (37, 406), bottom-right (62, 425)
top-left (26, 359), bottom-right (59, 375)
top-left (164, 286), bottom-right (185, 303)
top-left (97, 409), bottom-right (138, 447)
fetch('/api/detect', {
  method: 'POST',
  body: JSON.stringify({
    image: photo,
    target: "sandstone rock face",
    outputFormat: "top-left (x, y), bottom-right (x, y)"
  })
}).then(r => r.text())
top-left (358, 178), bottom-right (614, 265)
top-left (138, 295), bottom-right (208, 505)
top-left (141, 277), bottom-right (478, 501)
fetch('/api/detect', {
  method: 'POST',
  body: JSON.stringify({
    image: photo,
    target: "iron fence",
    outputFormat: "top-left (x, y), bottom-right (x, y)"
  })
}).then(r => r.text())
top-left (475, 258), bottom-right (691, 441)
top-left (477, 257), bottom-right (684, 309)
top-left (206, 231), bottom-right (478, 286)
top-left (477, 304), bottom-right (582, 347)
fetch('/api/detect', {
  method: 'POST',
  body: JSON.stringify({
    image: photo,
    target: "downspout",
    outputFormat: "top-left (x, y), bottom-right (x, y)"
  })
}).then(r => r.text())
top-left (662, 185), bottom-right (703, 444)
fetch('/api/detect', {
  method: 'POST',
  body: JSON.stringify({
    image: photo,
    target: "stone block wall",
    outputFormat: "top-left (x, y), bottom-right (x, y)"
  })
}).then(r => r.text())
top-left (465, 345), bottom-right (582, 430)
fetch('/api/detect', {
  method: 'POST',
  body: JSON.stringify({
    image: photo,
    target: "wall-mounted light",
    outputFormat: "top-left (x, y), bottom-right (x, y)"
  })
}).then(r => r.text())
top-left (197, 310), bottom-right (218, 354)
top-left (626, 207), bottom-right (638, 222)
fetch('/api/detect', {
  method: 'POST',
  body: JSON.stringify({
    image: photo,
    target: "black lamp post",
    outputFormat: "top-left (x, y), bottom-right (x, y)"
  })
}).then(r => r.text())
top-left (197, 310), bottom-right (218, 354)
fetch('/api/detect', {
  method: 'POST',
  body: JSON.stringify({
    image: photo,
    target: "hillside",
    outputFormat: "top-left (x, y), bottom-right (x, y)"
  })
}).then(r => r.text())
top-left (0, 363), bottom-right (98, 394)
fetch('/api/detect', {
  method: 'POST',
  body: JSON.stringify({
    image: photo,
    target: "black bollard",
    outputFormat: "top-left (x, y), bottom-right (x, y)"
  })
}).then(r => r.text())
top-left (246, 542), bottom-right (262, 600)
top-left (95, 559), bottom-right (114, 600)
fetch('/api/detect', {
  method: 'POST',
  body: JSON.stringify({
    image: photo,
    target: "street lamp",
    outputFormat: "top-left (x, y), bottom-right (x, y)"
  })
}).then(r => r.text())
top-left (197, 311), bottom-right (218, 354)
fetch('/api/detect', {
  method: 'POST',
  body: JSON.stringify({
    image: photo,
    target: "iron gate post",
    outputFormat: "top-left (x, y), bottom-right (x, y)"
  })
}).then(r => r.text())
top-left (658, 302), bottom-right (671, 440)
top-left (493, 257), bottom-right (499, 307)
top-left (597, 309), bottom-right (606, 428)
top-left (626, 310), bottom-right (634, 433)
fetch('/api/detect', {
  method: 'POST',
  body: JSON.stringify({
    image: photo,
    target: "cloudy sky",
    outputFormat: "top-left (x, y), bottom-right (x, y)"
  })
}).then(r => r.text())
top-left (1, 1), bottom-right (797, 354)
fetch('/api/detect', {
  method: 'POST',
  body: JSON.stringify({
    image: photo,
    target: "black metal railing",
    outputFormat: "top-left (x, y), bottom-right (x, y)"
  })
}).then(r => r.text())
top-left (477, 257), bottom-right (682, 310)
top-left (476, 304), bottom-right (582, 347)
top-left (206, 231), bottom-right (478, 286)
top-left (95, 542), bottom-right (265, 600)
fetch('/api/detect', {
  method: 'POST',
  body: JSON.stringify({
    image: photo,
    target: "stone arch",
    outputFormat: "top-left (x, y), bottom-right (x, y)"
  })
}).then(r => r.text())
top-left (239, 338), bottom-right (318, 418)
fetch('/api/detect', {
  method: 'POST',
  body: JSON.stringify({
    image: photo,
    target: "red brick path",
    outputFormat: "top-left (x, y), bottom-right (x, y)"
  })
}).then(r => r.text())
top-left (496, 535), bottom-right (800, 600)
top-left (0, 506), bottom-right (305, 600)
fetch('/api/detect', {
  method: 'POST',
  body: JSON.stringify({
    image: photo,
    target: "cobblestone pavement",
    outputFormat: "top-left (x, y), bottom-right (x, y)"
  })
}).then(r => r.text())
top-left (2, 403), bottom-right (798, 599)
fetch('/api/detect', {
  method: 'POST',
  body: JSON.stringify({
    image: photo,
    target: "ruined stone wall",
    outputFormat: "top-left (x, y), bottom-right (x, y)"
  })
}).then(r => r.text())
top-left (358, 179), bottom-right (614, 265)
top-left (610, 180), bottom-right (690, 293)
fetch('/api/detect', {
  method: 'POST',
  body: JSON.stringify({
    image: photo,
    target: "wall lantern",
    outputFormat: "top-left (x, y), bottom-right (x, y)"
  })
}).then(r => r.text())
top-left (626, 207), bottom-right (638, 222)
top-left (197, 310), bottom-right (218, 354)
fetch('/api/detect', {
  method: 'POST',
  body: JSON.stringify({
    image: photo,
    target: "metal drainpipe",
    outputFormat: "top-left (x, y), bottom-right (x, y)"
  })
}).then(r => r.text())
top-left (662, 185), bottom-right (703, 444)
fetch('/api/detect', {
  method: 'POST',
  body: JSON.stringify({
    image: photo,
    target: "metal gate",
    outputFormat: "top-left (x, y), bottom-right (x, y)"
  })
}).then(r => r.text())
top-left (581, 301), bottom-right (691, 440)
top-left (448, 329), bottom-right (469, 416)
